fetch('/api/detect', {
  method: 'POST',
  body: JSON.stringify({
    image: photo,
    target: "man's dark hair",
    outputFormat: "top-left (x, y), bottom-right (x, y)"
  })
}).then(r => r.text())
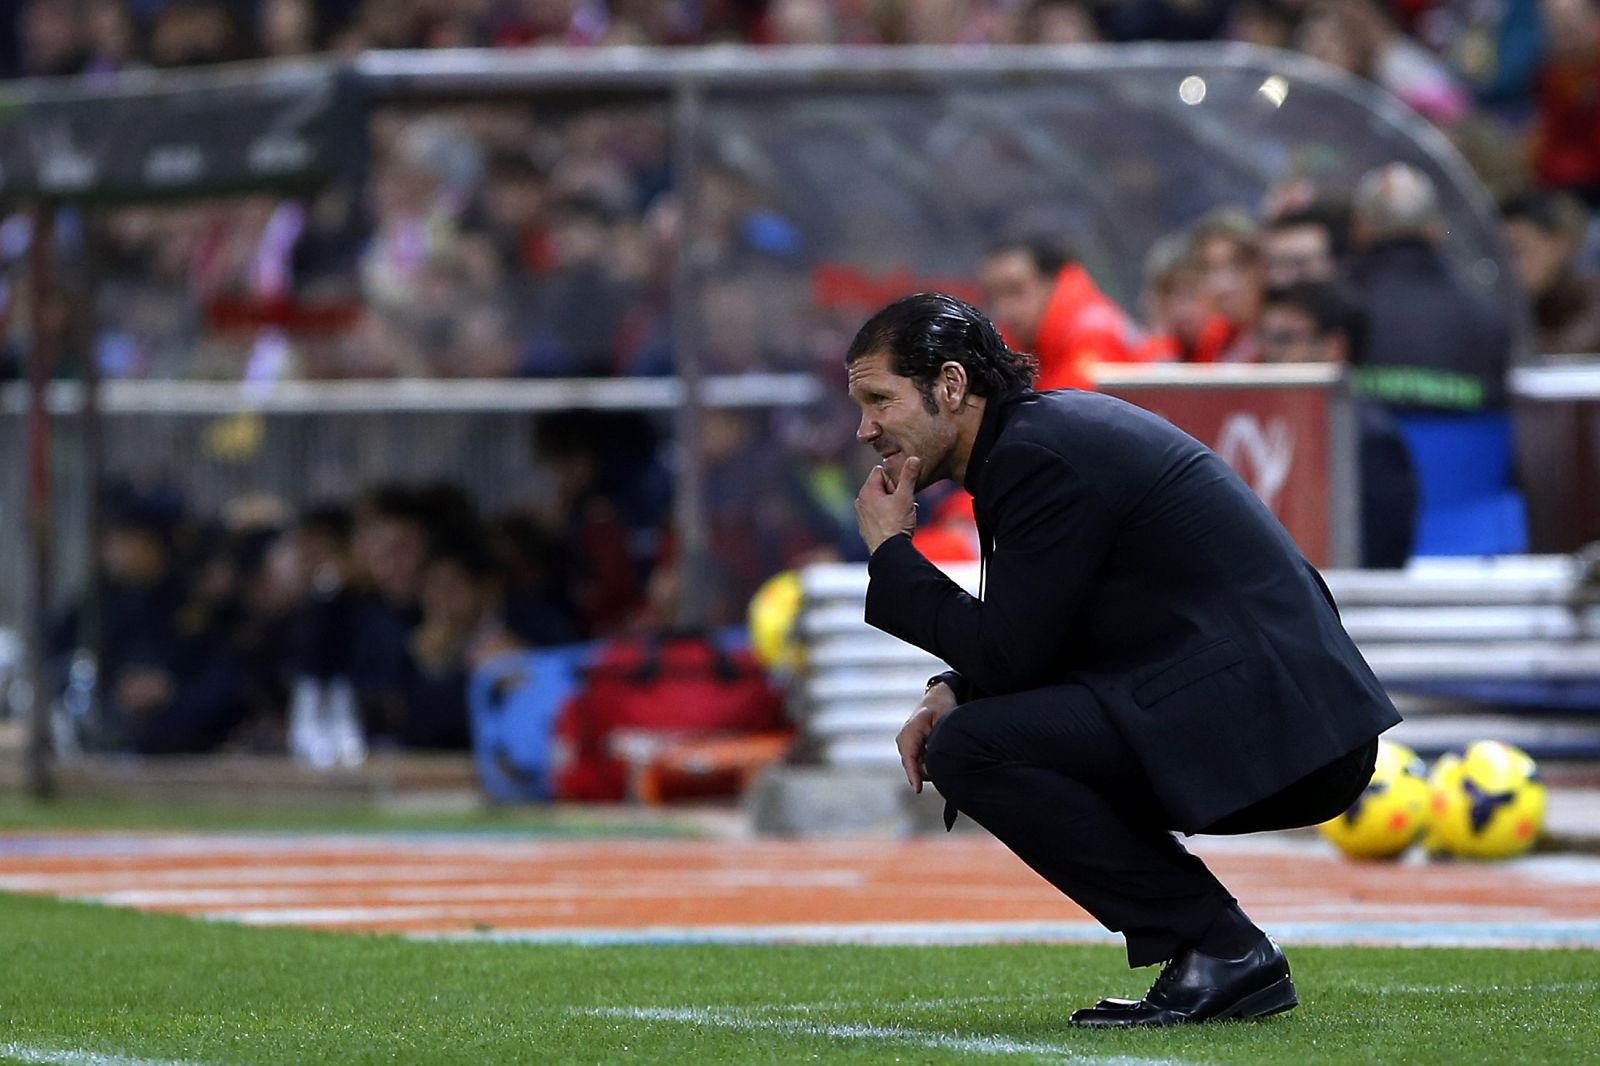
top-left (987, 236), bottom-right (1076, 278)
top-left (846, 292), bottom-right (1039, 410)
top-left (1267, 201), bottom-right (1353, 260)
top-left (1262, 281), bottom-right (1369, 363)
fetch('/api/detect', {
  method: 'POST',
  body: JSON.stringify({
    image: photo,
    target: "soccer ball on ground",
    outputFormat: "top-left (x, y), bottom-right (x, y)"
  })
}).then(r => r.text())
top-left (1319, 738), bottom-right (1432, 860)
top-left (1419, 752), bottom-right (1462, 857)
top-left (1425, 740), bottom-right (1546, 860)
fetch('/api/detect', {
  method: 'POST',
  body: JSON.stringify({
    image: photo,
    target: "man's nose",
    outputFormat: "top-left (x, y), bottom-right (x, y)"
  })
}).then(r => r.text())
top-left (857, 413), bottom-right (878, 444)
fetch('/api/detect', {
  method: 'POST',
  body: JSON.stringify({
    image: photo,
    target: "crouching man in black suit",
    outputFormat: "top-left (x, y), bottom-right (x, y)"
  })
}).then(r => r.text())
top-left (848, 292), bottom-right (1399, 1028)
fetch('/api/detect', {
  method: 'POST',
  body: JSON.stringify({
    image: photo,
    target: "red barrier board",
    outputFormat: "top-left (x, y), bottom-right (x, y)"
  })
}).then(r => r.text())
top-left (1098, 371), bottom-right (1349, 567)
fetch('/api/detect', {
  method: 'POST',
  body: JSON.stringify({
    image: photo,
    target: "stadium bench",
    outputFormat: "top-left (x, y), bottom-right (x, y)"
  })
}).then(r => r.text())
top-left (794, 556), bottom-right (1600, 768)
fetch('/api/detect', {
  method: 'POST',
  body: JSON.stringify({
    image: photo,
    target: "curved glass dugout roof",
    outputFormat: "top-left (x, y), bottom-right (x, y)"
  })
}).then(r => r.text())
top-left (701, 51), bottom-right (1506, 318)
top-left (4, 44), bottom-right (1514, 330)
top-left (365, 44), bottom-right (1514, 321)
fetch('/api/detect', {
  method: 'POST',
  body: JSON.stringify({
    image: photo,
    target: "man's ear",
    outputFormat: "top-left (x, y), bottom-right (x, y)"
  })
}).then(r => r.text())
top-left (938, 361), bottom-right (970, 410)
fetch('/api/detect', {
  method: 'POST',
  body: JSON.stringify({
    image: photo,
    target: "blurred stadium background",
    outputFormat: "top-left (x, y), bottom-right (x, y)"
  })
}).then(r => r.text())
top-left (3, 2), bottom-right (1600, 1062)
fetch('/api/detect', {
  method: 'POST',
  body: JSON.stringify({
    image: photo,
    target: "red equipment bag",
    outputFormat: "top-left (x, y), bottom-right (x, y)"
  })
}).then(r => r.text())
top-left (554, 632), bottom-right (787, 802)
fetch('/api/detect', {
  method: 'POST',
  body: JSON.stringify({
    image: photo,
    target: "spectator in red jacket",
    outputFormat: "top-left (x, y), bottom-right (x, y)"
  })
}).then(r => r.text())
top-left (1533, 0), bottom-right (1600, 199)
top-left (1186, 208), bottom-right (1266, 363)
top-left (979, 237), bottom-right (1147, 391)
top-left (1133, 233), bottom-right (1207, 363)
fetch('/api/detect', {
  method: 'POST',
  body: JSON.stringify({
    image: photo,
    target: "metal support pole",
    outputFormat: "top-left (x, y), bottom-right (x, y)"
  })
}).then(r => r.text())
top-left (1326, 369), bottom-right (1362, 570)
top-left (669, 79), bottom-right (711, 629)
top-left (80, 211), bottom-right (106, 745)
top-left (24, 201), bottom-right (59, 798)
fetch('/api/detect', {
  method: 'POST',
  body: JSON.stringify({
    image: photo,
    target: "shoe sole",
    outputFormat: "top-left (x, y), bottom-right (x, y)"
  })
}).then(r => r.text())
top-left (1215, 975), bottom-right (1298, 1021)
top-left (1068, 977), bottom-right (1299, 1029)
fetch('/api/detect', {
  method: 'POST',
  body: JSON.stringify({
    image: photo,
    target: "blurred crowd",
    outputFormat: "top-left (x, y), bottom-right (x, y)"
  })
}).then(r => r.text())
top-left (3, 0), bottom-right (1600, 112)
top-left (9, 0), bottom-right (1600, 757)
top-left (2, 0), bottom-right (1600, 384)
top-left (45, 403), bottom-right (867, 755)
top-left (41, 157), bottom-right (1547, 756)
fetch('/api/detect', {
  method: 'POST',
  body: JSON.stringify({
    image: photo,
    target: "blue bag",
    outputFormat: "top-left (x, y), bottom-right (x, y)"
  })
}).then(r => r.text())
top-left (469, 643), bottom-right (595, 803)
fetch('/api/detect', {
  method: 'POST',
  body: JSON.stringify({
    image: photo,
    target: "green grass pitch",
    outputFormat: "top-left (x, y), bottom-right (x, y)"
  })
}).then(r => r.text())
top-left (1, 891), bottom-right (1596, 1065)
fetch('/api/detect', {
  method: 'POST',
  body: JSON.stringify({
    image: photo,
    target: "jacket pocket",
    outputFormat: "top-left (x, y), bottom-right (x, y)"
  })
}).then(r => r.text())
top-left (1132, 639), bottom-right (1246, 707)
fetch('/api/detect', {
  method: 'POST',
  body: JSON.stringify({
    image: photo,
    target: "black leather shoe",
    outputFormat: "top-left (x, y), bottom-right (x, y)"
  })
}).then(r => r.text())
top-left (1069, 937), bottom-right (1297, 1028)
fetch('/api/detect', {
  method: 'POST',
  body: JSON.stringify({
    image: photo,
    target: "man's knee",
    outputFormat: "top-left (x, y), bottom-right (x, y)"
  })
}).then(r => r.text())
top-left (924, 705), bottom-right (986, 789)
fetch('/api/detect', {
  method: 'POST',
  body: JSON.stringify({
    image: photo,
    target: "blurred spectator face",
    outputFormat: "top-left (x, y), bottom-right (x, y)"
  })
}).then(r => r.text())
top-left (102, 527), bottom-right (169, 586)
top-left (422, 14), bottom-right (481, 48)
top-left (610, 0), bottom-right (683, 43)
top-left (1294, 6), bottom-right (1373, 78)
top-left (980, 249), bottom-right (1055, 349)
top-left (1263, 223), bottom-right (1336, 289)
top-left (22, 0), bottom-right (84, 75)
top-left (1232, 0), bottom-right (1296, 48)
top-left (355, 0), bottom-right (420, 49)
top-left (546, 449), bottom-right (598, 511)
top-left (1502, 216), bottom-right (1577, 298)
top-left (150, 2), bottom-right (238, 67)
top-left (442, 304), bottom-right (519, 377)
top-left (295, 525), bottom-right (347, 592)
top-left (1258, 304), bottom-right (1337, 364)
top-left (608, 219), bottom-right (660, 286)
top-left (421, 557), bottom-right (490, 636)
top-left (344, 311), bottom-right (424, 377)
top-left (356, 513), bottom-right (429, 606)
top-left (84, 0), bottom-right (138, 65)
top-left (548, 205), bottom-right (610, 269)
top-left (1022, 0), bottom-right (1101, 44)
top-left (702, 277), bottom-right (765, 372)
top-left (484, 163), bottom-right (548, 233)
top-left (1147, 264), bottom-right (1209, 343)
top-left (701, 408), bottom-right (759, 463)
top-left (372, 156), bottom-right (441, 226)
top-left (1194, 235), bottom-right (1264, 327)
top-left (904, 0), bottom-right (972, 42)
top-left (261, 0), bottom-right (317, 56)
top-left (1544, 0), bottom-right (1600, 63)
top-left (698, 167), bottom-right (760, 246)
top-left (770, 0), bottom-right (839, 43)
top-left (246, 534), bottom-right (305, 617)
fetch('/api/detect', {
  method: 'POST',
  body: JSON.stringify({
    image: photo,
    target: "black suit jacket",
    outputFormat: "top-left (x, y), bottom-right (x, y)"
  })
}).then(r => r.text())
top-left (865, 389), bottom-right (1400, 832)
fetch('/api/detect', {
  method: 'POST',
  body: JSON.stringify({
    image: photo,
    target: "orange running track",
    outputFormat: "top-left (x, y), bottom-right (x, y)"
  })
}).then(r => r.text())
top-left (1, 832), bottom-right (1597, 947)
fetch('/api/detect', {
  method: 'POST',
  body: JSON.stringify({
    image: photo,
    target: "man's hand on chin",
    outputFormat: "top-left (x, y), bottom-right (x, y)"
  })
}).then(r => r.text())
top-left (855, 456), bottom-right (921, 553)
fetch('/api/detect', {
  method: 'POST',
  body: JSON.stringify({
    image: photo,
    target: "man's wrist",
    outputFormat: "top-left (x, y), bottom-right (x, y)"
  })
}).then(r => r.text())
top-left (924, 670), bottom-right (964, 704)
top-left (869, 530), bottom-right (912, 556)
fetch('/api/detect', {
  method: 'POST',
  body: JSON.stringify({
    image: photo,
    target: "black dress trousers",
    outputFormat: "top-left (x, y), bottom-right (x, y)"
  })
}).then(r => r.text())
top-left (923, 681), bottom-right (1378, 967)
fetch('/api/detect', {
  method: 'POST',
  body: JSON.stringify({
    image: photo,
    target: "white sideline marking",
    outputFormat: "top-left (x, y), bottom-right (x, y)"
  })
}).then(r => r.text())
top-left (579, 1006), bottom-right (1198, 1065)
top-left (0, 1043), bottom-right (210, 1066)
top-left (741, 991), bottom-right (1078, 1013)
top-left (204, 902), bottom-right (583, 925)
top-left (424, 917), bottom-right (1600, 947)
top-left (0, 865), bottom-right (864, 892)
top-left (1372, 981), bottom-right (1596, 994)
top-left (66, 874), bottom-right (867, 908)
